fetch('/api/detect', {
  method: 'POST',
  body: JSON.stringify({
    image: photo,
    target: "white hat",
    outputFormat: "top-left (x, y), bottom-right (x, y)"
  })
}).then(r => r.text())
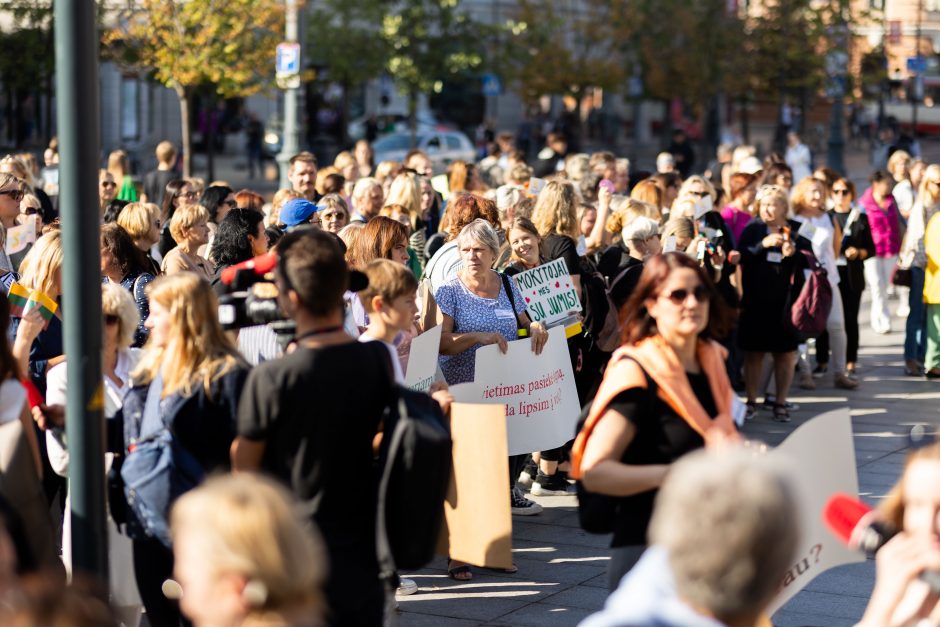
top-left (738, 156), bottom-right (763, 175)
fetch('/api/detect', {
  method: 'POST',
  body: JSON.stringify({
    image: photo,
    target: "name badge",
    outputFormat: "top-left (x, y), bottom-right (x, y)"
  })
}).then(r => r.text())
top-left (495, 309), bottom-right (516, 320)
top-left (766, 251), bottom-right (783, 263)
top-left (836, 257), bottom-right (848, 266)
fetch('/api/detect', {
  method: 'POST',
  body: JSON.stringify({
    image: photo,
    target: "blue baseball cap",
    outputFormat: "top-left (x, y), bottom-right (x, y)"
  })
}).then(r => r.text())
top-left (280, 199), bottom-right (320, 227)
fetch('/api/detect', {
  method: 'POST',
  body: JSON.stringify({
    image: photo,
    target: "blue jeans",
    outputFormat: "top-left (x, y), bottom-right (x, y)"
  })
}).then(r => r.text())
top-left (905, 266), bottom-right (927, 363)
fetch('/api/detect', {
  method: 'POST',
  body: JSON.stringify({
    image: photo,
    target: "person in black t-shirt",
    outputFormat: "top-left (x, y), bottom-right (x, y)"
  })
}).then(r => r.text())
top-left (232, 228), bottom-right (392, 627)
top-left (143, 141), bottom-right (178, 206)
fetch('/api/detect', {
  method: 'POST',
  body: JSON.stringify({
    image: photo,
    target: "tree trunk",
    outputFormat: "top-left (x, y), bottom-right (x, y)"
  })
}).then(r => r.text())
top-left (340, 79), bottom-right (351, 147)
top-left (408, 88), bottom-right (418, 149)
top-left (176, 86), bottom-right (192, 178)
top-left (206, 95), bottom-right (216, 182)
top-left (661, 99), bottom-right (673, 148)
top-left (740, 94), bottom-right (750, 144)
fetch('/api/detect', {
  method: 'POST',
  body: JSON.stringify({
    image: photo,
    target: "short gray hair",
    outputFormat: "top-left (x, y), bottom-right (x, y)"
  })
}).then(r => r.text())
top-left (622, 216), bottom-right (659, 243)
top-left (352, 177), bottom-right (380, 200)
top-left (650, 449), bottom-right (799, 623)
top-left (456, 219), bottom-right (500, 258)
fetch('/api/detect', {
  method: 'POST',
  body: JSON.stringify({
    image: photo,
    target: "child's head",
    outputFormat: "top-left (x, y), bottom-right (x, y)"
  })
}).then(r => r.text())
top-left (360, 259), bottom-right (419, 331)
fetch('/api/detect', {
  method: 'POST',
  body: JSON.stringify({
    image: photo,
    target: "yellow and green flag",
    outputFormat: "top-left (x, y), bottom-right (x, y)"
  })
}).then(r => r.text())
top-left (7, 282), bottom-right (59, 329)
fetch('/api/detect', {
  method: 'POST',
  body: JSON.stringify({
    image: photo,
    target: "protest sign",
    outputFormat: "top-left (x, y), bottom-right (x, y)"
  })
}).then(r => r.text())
top-left (511, 258), bottom-right (582, 327)
top-left (404, 325), bottom-right (442, 392)
top-left (437, 402), bottom-right (513, 569)
top-left (449, 326), bottom-right (580, 456)
top-left (5, 221), bottom-right (36, 255)
top-left (766, 408), bottom-right (863, 614)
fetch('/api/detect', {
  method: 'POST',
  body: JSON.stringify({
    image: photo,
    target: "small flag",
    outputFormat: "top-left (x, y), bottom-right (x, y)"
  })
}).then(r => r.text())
top-left (4, 221), bottom-right (36, 255)
top-left (7, 281), bottom-right (59, 329)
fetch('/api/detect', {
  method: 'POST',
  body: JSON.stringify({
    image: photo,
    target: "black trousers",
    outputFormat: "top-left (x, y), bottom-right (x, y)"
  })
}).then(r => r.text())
top-left (816, 284), bottom-right (863, 365)
top-left (133, 537), bottom-right (184, 627)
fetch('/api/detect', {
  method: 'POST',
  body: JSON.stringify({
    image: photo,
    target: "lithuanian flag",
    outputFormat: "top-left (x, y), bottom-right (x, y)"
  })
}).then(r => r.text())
top-left (7, 282), bottom-right (59, 329)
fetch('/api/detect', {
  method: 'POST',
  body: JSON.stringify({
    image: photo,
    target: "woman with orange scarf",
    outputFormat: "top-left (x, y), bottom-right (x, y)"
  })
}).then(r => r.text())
top-left (572, 252), bottom-right (740, 590)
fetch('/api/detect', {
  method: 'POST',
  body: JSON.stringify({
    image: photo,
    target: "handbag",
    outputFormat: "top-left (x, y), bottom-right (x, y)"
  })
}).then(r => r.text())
top-left (892, 264), bottom-right (913, 288)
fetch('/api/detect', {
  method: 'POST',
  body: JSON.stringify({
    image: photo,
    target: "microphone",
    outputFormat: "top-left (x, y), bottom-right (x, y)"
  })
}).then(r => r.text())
top-left (824, 492), bottom-right (940, 591)
top-left (220, 252), bottom-right (278, 286)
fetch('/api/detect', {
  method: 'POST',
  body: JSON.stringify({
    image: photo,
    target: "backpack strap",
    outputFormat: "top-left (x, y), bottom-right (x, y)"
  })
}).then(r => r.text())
top-left (499, 272), bottom-right (525, 334)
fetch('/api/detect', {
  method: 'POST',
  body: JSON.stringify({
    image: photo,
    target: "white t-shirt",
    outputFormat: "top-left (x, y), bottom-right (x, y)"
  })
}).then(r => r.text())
top-left (358, 334), bottom-right (405, 384)
top-left (793, 213), bottom-right (840, 287)
top-left (0, 379), bottom-right (26, 426)
top-left (424, 241), bottom-right (462, 293)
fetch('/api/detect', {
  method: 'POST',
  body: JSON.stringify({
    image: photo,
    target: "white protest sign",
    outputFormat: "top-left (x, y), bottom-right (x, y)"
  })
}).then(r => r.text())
top-left (528, 177), bottom-right (546, 196)
top-left (449, 326), bottom-right (580, 456)
top-left (662, 235), bottom-right (678, 253)
top-left (766, 408), bottom-right (863, 614)
top-left (5, 221), bottom-right (36, 255)
top-left (511, 258), bottom-right (582, 326)
top-left (404, 325), bottom-right (442, 392)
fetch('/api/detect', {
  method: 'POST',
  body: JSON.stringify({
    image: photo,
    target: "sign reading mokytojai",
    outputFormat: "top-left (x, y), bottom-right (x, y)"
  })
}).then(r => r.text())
top-left (511, 258), bottom-right (582, 327)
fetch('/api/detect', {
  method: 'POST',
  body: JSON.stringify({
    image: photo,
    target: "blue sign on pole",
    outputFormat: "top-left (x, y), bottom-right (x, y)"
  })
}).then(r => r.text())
top-left (482, 73), bottom-right (502, 97)
top-left (276, 42), bottom-right (301, 75)
top-left (907, 56), bottom-right (927, 74)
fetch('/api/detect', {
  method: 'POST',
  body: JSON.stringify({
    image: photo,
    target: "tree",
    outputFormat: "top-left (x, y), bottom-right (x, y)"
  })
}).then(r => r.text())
top-left (307, 0), bottom-right (390, 145)
top-left (381, 0), bottom-right (485, 144)
top-left (0, 1), bottom-right (55, 146)
top-left (104, 0), bottom-right (282, 177)
top-left (502, 0), bottom-right (629, 137)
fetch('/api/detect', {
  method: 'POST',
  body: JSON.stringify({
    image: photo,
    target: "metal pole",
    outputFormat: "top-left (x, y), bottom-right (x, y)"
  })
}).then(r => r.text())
top-left (277, 0), bottom-right (302, 189)
top-left (913, 0), bottom-right (923, 135)
top-left (54, 0), bottom-right (108, 580)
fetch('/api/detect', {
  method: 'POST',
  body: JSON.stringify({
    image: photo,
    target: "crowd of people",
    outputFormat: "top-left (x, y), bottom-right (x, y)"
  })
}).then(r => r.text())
top-left (0, 123), bottom-right (935, 627)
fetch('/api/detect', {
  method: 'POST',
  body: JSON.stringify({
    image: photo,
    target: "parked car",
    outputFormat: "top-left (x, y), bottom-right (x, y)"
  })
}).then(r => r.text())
top-left (348, 110), bottom-right (447, 141)
top-left (372, 131), bottom-right (476, 175)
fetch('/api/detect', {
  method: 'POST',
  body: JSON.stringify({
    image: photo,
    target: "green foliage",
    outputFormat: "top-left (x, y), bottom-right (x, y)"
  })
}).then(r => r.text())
top-left (307, 0), bottom-right (389, 88)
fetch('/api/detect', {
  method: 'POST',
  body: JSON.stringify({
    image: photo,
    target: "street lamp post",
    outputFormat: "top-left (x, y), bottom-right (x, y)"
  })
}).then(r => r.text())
top-left (826, 3), bottom-right (849, 175)
top-left (277, 0), bottom-right (302, 189)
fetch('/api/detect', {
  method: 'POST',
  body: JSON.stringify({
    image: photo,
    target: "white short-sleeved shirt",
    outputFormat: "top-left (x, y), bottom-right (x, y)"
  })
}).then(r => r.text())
top-left (358, 334), bottom-right (405, 384)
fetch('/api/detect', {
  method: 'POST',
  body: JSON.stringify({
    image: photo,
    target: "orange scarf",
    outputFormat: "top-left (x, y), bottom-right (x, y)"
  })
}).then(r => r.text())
top-left (571, 336), bottom-right (740, 479)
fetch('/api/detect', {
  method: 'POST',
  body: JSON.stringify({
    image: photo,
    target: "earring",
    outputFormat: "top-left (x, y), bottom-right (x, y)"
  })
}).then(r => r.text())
top-left (162, 578), bottom-right (183, 600)
top-left (242, 579), bottom-right (268, 607)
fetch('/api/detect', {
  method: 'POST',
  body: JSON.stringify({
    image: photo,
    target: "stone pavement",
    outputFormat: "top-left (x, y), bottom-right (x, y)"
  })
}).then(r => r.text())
top-left (396, 294), bottom-right (936, 626)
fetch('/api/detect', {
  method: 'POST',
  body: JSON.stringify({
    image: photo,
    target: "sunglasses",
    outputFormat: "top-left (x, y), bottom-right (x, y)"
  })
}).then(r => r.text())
top-left (22, 207), bottom-right (40, 216)
top-left (0, 189), bottom-right (24, 202)
top-left (688, 190), bottom-right (709, 198)
top-left (181, 191), bottom-right (198, 199)
top-left (660, 285), bottom-right (711, 305)
top-left (832, 189), bottom-right (850, 195)
top-left (100, 181), bottom-right (116, 189)
top-left (104, 314), bottom-right (120, 325)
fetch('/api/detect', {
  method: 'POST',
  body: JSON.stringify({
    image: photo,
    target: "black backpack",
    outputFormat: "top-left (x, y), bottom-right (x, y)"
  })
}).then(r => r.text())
top-left (578, 256), bottom-right (622, 353)
top-left (574, 361), bottom-right (656, 533)
top-left (376, 386), bottom-right (453, 577)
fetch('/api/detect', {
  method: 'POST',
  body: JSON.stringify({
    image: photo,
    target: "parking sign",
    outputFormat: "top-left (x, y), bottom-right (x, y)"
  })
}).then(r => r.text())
top-left (276, 42), bottom-right (301, 89)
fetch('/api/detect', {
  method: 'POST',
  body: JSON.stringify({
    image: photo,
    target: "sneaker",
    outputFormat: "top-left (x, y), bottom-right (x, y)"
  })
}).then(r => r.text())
top-left (798, 372), bottom-right (816, 390)
top-left (834, 373), bottom-right (858, 390)
top-left (812, 364), bottom-right (828, 376)
top-left (396, 578), bottom-right (418, 596)
top-left (772, 403), bottom-right (792, 423)
top-left (511, 486), bottom-right (543, 515)
top-left (530, 472), bottom-right (573, 496)
top-left (897, 304), bottom-right (911, 318)
top-left (762, 398), bottom-right (801, 412)
top-left (745, 401), bottom-right (758, 422)
top-left (518, 459), bottom-right (538, 487)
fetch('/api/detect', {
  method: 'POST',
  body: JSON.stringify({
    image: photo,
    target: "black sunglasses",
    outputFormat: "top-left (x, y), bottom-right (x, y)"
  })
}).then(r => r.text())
top-left (661, 285), bottom-right (711, 305)
top-left (832, 189), bottom-right (850, 195)
top-left (104, 314), bottom-right (120, 325)
top-left (0, 189), bottom-right (24, 202)
top-left (688, 190), bottom-right (709, 198)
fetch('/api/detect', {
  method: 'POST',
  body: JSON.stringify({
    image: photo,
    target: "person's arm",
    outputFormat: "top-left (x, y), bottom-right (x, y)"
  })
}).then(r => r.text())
top-left (585, 186), bottom-right (613, 252)
top-left (580, 391), bottom-right (669, 497)
top-left (438, 313), bottom-right (505, 355)
top-left (856, 531), bottom-right (940, 627)
top-left (12, 309), bottom-right (44, 379)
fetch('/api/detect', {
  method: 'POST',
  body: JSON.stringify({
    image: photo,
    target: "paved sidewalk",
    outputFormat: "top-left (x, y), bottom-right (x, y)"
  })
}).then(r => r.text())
top-left (397, 293), bottom-right (933, 626)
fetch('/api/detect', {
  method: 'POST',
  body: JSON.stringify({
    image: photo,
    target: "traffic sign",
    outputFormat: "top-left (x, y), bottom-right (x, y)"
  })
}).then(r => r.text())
top-left (276, 42), bottom-right (301, 90)
top-left (482, 73), bottom-right (502, 97)
top-left (907, 56), bottom-right (927, 74)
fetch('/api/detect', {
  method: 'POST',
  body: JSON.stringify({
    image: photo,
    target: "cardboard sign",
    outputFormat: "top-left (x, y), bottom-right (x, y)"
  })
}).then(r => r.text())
top-left (511, 258), bottom-right (582, 326)
top-left (449, 326), bottom-right (580, 456)
top-left (5, 221), bottom-right (36, 255)
top-left (528, 177), bottom-right (546, 196)
top-left (436, 402), bottom-right (513, 569)
top-left (766, 408), bottom-right (863, 614)
top-left (404, 325), bottom-right (442, 393)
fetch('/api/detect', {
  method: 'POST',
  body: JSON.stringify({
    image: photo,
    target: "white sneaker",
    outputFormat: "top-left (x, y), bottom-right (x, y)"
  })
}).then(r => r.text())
top-left (396, 578), bottom-right (418, 596)
top-left (897, 305), bottom-right (911, 318)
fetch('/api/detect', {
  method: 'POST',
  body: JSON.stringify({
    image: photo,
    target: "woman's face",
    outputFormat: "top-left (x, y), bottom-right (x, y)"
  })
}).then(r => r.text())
top-left (806, 182), bottom-right (825, 211)
top-left (663, 183), bottom-right (679, 209)
top-left (509, 228), bottom-right (540, 266)
top-left (420, 181), bottom-right (434, 213)
top-left (174, 527), bottom-right (246, 627)
top-left (100, 247), bottom-right (120, 277)
top-left (580, 208), bottom-right (597, 237)
top-left (355, 142), bottom-right (372, 165)
top-left (741, 184), bottom-right (758, 207)
top-left (459, 239), bottom-right (495, 273)
top-left (892, 158), bottom-right (911, 181)
top-left (185, 219), bottom-right (210, 248)
top-left (646, 267), bottom-right (710, 340)
top-left (0, 186), bottom-right (22, 222)
top-left (902, 459), bottom-right (940, 543)
top-left (248, 221), bottom-right (268, 257)
top-left (320, 205), bottom-right (349, 233)
top-left (99, 173), bottom-right (116, 204)
top-left (775, 173), bottom-right (794, 190)
top-left (147, 216), bottom-right (162, 247)
top-left (145, 300), bottom-right (172, 348)
top-left (759, 197), bottom-right (787, 225)
top-left (390, 238), bottom-right (410, 266)
top-left (874, 179), bottom-right (894, 198)
top-left (175, 184), bottom-right (196, 208)
top-left (831, 182), bottom-right (853, 210)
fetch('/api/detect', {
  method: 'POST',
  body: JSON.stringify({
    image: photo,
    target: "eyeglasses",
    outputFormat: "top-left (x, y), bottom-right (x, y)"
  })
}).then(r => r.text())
top-left (104, 314), bottom-right (120, 326)
top-left (181, 191), bottom-right (198, 199)
top-left (688, 190), bottom-right (709, 198)
top-left (23, 207), bottom-right (40, 216)
top-left (832, 189), bottom-right (850, 195)
top-left (100, 181), bottom-right (116, 189)
top-left (660, 285), bottom-right (711, 305)
top-left (0, 189), bottom-right (24, 202)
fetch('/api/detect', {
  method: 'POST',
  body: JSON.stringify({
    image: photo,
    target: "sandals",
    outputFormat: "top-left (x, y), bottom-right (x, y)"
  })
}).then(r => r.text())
top-left (772, 402), bottom-right (791, 423)
top-left (745, 401), bottom-right (758, 421)
top-left (447, 563), bottom-right (472, 581)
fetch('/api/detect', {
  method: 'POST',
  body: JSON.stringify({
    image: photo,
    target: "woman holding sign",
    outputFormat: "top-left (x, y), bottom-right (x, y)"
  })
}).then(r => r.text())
top-left (436, 219), bottom-right (548, 578)
top-left (572, 252), bottom-right (738, 589)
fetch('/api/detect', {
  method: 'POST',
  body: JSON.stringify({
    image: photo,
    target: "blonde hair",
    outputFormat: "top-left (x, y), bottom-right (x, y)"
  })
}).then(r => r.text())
top-left (102, 282), bottom-right (139, 349)
top-left (0, 156), bottom-right (31, 185)
top-left (314, 166), bottom-right (340, 196)
top-left (20, 193), bottom-right (41, 213)
top-left (532, 180), bottom-right (579, 239)
top-left (678, 175), bottom-right (717, 202)
top-left (359, 258), bottom-right (419, 314)
top-left (333, 151), bottom-right (355, 171)
top-left (171, 473), bottom-right (327, 620)
top-left (169, 203), bottom-right (209, 243)
top-left (887, 150), bottom-right (912, 176)
top-left (18, 230), bottom-right (63, 296)
top-left (918, 164), bottom-right (940, 208)
top-left (385, 173), bottom-right (421, 229)
top-left (155, 141), bottom-right (177, 165)
top-left (565, 153), bottom-right (591, 182)
top-left (107, 149), bottom-right (130, 181)
top-left (132, 272), bottom-right (244, 397)
top-left (270, 189), bottom-right (302, 226)
top-left (118, 202), bottom-right (160, 240)
top-left (373, 161), bottom-right (401, 183)
top-left (662, 217), bottom-right (695, 242)
top-left (790, 176), bottom-right (825, 216)
top-left (630, 179), bottom-right (663, 209)
top-left (606, 198), bottom-right (659, 234)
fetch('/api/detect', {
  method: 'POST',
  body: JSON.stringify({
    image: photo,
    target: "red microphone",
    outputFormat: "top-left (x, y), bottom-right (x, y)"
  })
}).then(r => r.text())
top-left (220, 252), bottom-right (278, 286)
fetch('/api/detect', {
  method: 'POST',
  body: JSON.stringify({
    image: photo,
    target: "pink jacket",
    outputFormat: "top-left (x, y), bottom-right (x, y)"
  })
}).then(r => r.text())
top-left (858, 187), bottom-right (901, 257)
top-left (720, 205), bottom-right (752, 245)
